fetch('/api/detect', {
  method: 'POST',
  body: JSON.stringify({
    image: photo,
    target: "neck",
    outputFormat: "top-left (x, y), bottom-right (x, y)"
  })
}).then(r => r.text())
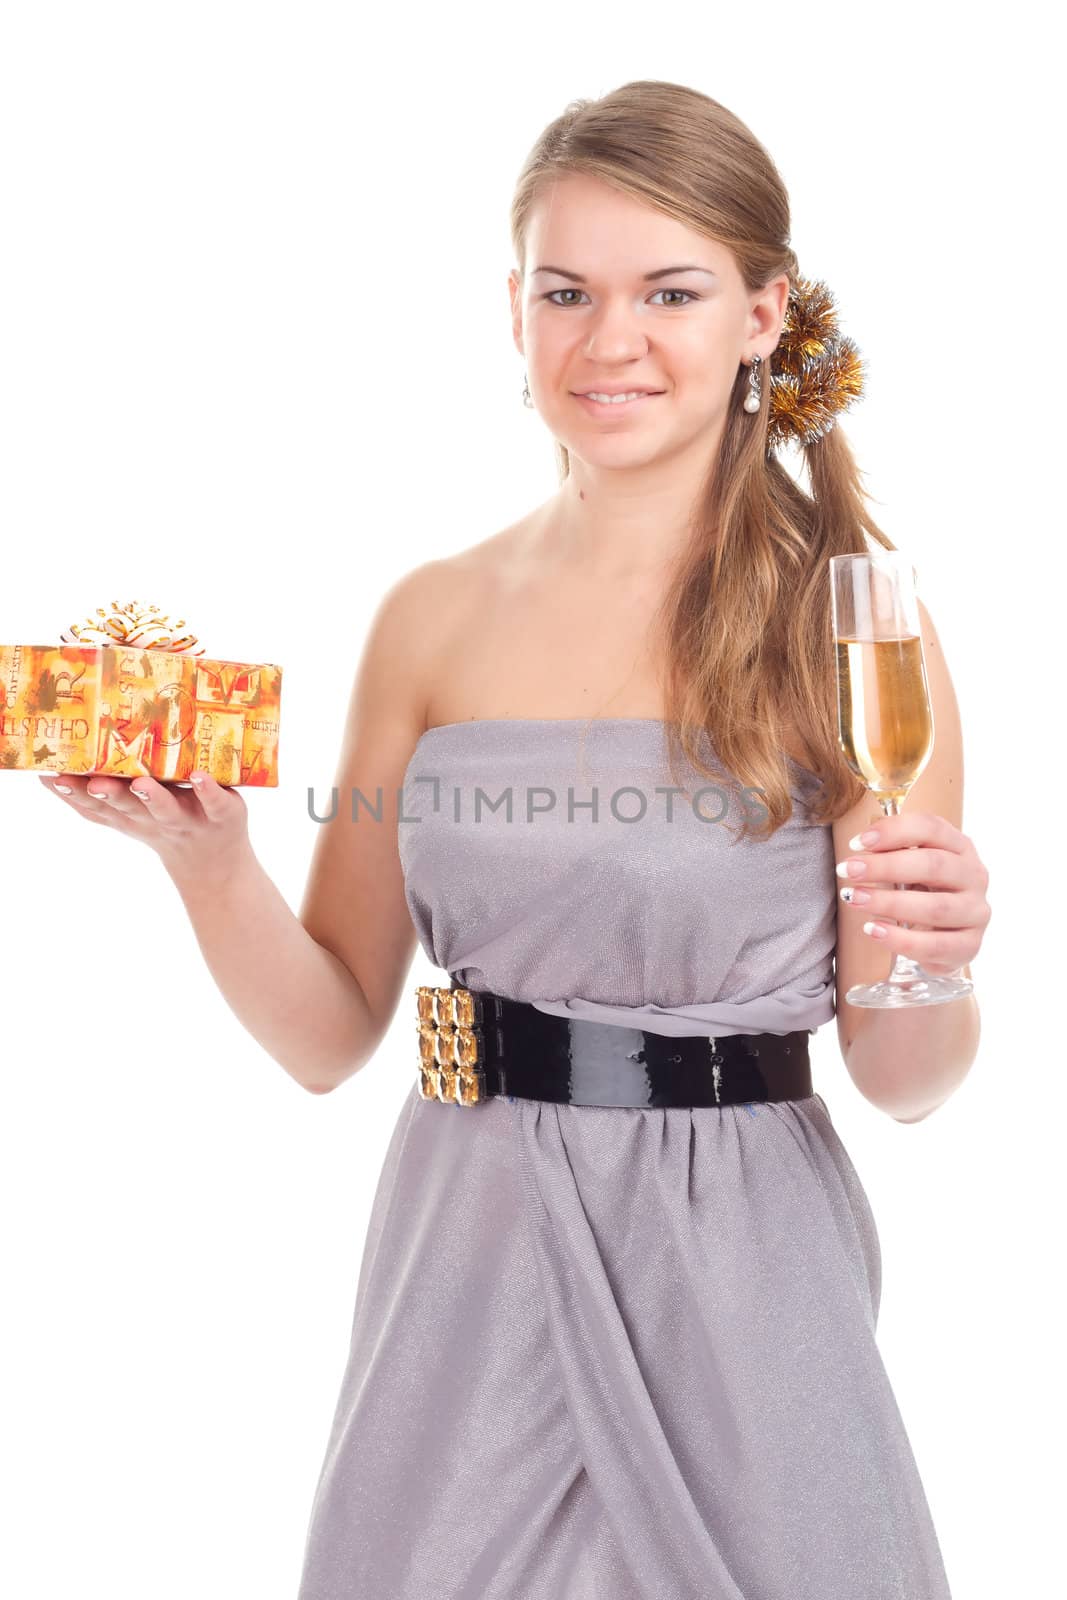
top-left (543, 423), bottom-right (722, 580)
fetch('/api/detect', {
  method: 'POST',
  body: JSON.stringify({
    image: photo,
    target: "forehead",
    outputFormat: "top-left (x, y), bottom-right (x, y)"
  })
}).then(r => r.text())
top-left (526, 174), bottom-right (731, 276)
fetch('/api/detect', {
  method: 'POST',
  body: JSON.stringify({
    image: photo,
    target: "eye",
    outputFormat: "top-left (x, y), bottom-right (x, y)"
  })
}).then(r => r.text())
top-left (542, 288), bottom-right (698, 308)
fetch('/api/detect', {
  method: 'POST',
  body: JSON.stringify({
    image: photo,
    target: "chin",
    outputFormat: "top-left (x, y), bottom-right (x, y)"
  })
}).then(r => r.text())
top-left (562, 440), bottom-right (667, 469)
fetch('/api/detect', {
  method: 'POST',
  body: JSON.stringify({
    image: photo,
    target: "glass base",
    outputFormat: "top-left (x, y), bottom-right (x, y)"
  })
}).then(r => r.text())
top-left (846, 972), bottom-right (974, 1008)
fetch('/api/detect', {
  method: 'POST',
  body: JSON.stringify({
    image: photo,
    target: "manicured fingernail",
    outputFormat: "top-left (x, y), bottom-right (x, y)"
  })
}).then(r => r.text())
top-left (839, 886), bottom-right (870, 904)
top-left (54, 783), bottom-right (72, 794)
top-left (863, 921), bottom-right (888, 938)
top-left (190, 773), bottom-right (204, 785)
top-left (88, 789), bottom-right (108, 800)
top-left (849, 830), bottom-right (880, 849)
top-left (131, 788), bottom-right (149, 799)
top-left (836, 859), bottom-right (867, 878)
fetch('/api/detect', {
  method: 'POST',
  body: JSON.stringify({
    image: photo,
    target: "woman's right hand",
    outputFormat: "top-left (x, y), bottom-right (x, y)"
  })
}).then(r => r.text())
top-left (38, 770), bottom-right (252, 882)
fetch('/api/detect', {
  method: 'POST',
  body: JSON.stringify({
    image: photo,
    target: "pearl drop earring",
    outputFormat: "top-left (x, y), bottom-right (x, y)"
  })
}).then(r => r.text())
top-left (522, 372), bottom-right (534, 408)
top-left (743, 354), bottom-right (762, 414)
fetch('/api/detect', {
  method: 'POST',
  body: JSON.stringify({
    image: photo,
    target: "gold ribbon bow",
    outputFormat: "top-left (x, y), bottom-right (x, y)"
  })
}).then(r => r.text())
top-left (58, 600), bottom-right (205, 657)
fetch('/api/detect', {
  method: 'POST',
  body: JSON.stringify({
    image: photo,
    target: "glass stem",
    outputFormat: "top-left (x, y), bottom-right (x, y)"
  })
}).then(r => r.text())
top-left (879, 795), bottom-right (923, 985)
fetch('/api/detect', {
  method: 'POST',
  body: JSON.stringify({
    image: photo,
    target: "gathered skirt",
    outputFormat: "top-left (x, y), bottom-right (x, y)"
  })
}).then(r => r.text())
top-left (295, 1082), bottom-right (952, 1599)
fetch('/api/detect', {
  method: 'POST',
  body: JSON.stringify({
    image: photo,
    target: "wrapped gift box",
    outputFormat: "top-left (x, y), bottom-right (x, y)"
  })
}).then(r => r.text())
top-left (0, 603), bottom-right (282, 787)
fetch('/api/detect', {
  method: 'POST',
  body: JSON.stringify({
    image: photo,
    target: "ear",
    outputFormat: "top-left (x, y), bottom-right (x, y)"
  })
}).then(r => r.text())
top-left (749, 272), bottom-right (790, 348)
top-left (508, 268), bottom-right (525, 357)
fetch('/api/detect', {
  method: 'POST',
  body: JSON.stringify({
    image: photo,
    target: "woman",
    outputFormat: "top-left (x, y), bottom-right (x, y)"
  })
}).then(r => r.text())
top-left (42, 81), bottom-right (990, 1599)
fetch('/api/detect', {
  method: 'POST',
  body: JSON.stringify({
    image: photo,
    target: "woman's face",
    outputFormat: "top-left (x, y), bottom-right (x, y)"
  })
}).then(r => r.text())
top-left (509, 174), bottom-right (786, 469)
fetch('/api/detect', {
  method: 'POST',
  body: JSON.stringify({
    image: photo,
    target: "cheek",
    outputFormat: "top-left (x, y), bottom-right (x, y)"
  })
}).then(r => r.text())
top-left (674, 349), bottom-right (742, 405)
top-left (673, 328), bottom-right (733, 373)
top-left (525, 315), bottom-right (572, 358)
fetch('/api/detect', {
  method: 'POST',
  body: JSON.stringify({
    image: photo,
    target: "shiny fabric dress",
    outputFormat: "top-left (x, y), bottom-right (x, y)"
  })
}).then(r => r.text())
top-left (295, 718), bottom-right (952, 1600)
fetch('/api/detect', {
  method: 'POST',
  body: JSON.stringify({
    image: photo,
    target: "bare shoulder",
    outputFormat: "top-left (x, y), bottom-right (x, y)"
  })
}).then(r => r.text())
top-left (427, 515), bottom-right (538, 591)
top-left (393, 514), bottom-right (541, 682)
top-left (350, 514), bottom-right (535, 740)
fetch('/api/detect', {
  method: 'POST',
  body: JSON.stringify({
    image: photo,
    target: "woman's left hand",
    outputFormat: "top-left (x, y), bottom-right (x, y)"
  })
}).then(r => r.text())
top-left (836, 810), bottom-right (992, 976)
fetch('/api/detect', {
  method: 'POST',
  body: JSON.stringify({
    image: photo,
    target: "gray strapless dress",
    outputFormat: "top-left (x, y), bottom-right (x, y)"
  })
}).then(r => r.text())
top-left (295, 719), bottom-right (952, 1599)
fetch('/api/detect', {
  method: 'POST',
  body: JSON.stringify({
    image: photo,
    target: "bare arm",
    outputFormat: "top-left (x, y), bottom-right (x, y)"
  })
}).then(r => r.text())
top-left (165, 843), bottom-right (379, 1093)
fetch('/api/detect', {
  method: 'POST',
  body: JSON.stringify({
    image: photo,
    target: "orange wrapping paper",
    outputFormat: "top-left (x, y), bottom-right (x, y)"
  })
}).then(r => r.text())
top-left (0, 605), bottom-right (282, 787)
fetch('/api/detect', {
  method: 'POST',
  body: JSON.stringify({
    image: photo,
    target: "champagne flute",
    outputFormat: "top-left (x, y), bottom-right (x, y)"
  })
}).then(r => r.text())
top-left (830, 551), bottom-right (974, 1007)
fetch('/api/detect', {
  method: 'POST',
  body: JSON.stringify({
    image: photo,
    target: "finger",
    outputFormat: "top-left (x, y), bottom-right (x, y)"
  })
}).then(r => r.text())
top-left (39, 773), bottom-right (74, 796)
top-left (39, 773), bottom-right (149, 831)
top-left (840, 885), bottom-right (987, 928)
top-left (847, 811), bottom-right (969, 855)
top-left (185, 771), bottom-right (247, 819)
top-left (126, 774), bottom-right (189, 824)
top-left (39, 773), bottom-right (91, 798)
top-left (836, 847), bottom-right (970, 889)
top-left (92, 775), bottom-right (217, 835)
top-left (85, 777), bottom-right (151, 820)
top-left (37, 776), bottom-right (119, 827)
top-left (40, 773), bottom-right (120, 813)
top-left (859, 918), bottom-right (981, 971)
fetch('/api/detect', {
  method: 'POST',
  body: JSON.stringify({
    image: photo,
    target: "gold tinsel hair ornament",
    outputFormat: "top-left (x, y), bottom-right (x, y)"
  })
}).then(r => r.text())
top-left (744, 274), bottom-right (866, 451)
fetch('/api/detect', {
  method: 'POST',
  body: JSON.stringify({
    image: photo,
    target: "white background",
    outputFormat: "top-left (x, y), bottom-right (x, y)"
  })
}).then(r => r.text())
top-left (1, 3), bottom-right (1061, 1595)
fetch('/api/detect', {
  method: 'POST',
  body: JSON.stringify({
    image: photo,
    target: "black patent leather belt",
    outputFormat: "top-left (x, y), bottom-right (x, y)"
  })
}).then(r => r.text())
top-left (414, 980), bottom-right (813, 1109)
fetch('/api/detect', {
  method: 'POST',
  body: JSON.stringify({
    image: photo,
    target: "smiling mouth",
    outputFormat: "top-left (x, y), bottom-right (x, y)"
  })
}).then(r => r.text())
top-left (574, 389), bottom-right (664, 407)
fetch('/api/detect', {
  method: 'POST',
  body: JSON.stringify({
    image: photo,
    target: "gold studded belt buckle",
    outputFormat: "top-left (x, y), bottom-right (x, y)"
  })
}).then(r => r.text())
top-left (415, 985), bottom-right (487, 1106)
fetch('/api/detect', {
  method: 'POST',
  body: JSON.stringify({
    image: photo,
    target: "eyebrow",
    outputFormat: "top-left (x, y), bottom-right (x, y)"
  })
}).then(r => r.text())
top-left (531, 264), bottom-right (718, 283)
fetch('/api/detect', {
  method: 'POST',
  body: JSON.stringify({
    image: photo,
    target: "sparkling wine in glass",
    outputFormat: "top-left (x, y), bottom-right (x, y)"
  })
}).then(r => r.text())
top-left (830, 551), bottom-right (973, 1007)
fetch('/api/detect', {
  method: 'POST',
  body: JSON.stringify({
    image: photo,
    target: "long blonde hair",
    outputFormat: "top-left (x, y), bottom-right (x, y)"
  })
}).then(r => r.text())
top-left (510, 80), bottom-right (893, 840)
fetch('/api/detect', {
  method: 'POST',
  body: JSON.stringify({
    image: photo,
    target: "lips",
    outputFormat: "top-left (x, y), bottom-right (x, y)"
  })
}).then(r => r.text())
top-left (572, 390), bottom-right (664, 417)
top-left (574, 389), bottom-right (664, 398)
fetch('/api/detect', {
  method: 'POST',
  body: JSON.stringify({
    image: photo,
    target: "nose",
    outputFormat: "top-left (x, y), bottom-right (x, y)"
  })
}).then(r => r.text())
top-left (584, 295), bottom-right (651, 361)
